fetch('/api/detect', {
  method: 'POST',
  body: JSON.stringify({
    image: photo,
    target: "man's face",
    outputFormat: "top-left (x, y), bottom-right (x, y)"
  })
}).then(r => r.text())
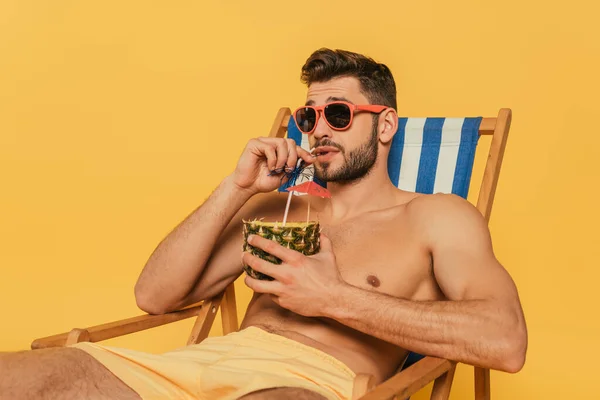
top-left (305, 77), bottom-right (379, 183)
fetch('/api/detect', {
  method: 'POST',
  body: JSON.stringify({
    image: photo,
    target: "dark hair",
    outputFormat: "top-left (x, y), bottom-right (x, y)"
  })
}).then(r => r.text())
top-left (301, 48), bottom-right (397, 110)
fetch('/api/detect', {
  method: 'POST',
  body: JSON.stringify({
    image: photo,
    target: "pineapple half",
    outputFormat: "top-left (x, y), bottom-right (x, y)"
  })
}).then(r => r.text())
top-left (242, 219), bottom-right (321, 281)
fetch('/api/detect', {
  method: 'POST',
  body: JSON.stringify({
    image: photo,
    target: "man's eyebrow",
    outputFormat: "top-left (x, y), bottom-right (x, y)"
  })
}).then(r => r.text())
top-left (328, 96), bottom-right (353, 104)
top-left (304, 96), bottom-right (354, 106)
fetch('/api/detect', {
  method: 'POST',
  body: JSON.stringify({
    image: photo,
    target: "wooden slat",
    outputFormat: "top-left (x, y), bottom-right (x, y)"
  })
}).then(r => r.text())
top-left (187, 294), bottom-right (224, 345)
top-left (270, 108), bottom-right (291, 138)
top-left (471, 110), bottom-right (511, 399)
top-left (352, 373), bottom-right (376, 400)
top-left (31, 302), bottom-right (204, 349)
top-left (279, 115), bottom-right (497, 135)
top-left (221, 282), bottom-right (239, 335)
top-left (430, 364), bottom-right (457, 400)
top-left (65, 328), bottom-right (90, 346)
top-left (282, 114), bottom-right (291, 131)
top-left (358, 357), bottom-right (454, 400)
top-left (475, 367), bottom-right (491, 400)
top-left (477, 108), bottom-right (512, 221)
top-left (478, 118), bottom-right (497, 135)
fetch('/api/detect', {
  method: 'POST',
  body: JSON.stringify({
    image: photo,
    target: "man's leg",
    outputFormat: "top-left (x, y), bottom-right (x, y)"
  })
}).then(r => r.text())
top-left (0, 348), bottom-right (141, 400)
top-left (238, 387), bottom-right (328, 400)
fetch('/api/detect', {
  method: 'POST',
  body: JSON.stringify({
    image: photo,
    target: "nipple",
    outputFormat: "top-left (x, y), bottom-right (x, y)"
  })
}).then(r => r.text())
top-left (367, 275), bottom-right (381, 288)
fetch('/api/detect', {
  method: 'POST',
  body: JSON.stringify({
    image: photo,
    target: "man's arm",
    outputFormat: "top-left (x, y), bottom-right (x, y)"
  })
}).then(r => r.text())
top-left (134, 175), bottom-right (253, 314)
top-left (135, 137), bottom-right (314, 314)
top-left (243, 194), bottom-right (527, 373)
top-left (325, 194), bottom-right (527, 372)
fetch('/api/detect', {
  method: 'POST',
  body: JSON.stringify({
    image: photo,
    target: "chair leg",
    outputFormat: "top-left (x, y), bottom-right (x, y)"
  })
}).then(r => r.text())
top-left (474, 367), bottom-right (490, 400)
top-left (221, 282), bottom-right (238, 335)
top-left (430, 364), bottom-right (456, 400)
top-left (187, 293), bottom-right (224, 345)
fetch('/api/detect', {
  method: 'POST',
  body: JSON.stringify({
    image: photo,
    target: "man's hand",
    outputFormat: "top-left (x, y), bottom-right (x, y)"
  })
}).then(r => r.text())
top-left (232, 138), bottom-right (314, 196)
top-left (242, 232), bottom-right (346, 317)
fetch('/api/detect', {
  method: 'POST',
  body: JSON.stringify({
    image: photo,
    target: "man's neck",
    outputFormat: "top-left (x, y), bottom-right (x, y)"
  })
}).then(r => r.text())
top-left (320, 165), bottom-right (400, 222)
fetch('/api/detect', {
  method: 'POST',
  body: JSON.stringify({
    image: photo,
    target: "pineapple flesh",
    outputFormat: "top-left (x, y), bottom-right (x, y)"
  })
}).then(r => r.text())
top-left (242, 219), bottom-right (321, 281)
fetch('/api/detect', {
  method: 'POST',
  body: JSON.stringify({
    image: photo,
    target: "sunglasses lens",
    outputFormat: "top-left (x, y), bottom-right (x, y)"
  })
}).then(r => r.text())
top-left (324, 103), bottom-right (352, 129)
top-left (295, 107), bottom-right (316, 133)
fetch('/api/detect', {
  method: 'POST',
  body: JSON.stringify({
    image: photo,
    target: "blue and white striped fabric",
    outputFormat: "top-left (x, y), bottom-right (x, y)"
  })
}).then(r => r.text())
top-left (279, 116), bottom-right (482, 199)
top-left (389, 117), bottom-right (482, 198)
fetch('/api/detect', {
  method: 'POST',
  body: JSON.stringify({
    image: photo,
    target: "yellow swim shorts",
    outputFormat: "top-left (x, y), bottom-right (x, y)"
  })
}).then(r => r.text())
top-left (71, 326), bottom-right (356, 400)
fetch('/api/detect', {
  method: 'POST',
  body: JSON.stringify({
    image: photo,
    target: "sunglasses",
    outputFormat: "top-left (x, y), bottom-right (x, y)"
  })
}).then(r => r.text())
top-left (293, 101), bottom-right (388, 135)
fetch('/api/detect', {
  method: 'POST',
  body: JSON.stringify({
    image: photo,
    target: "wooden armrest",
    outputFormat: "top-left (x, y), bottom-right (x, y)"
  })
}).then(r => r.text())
top-left (358, 356), bottom-right (455, 400)
top-left (31, 302), bottom-right (204, 349)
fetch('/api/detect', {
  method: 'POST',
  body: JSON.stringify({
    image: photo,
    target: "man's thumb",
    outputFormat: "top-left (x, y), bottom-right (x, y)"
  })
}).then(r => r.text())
top-left (319, 231), bottom-right (333, 252)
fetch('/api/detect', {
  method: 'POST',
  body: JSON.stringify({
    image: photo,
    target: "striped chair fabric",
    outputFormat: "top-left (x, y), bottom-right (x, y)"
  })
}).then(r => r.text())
top-left (279, 116), bottom-right (483, 199)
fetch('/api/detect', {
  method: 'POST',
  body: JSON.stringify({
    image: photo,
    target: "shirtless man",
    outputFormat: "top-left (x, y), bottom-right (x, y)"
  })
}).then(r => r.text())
top-left (0, 48), bottom-right (527, 400)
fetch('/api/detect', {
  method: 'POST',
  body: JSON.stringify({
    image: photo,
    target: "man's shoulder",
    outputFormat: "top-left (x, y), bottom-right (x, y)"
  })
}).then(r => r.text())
top-left (403, 192), bottom-right (485, 235)
top-left (405, 192), bottom-right (476, 214)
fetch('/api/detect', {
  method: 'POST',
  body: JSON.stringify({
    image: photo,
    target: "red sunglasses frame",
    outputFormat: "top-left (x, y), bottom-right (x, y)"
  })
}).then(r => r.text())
top-left (292, 101), bottom-right (388, 134)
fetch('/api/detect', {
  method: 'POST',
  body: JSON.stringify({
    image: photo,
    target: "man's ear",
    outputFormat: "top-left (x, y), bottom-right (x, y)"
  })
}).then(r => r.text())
top-left (378, 108), bottom-right (398, 144)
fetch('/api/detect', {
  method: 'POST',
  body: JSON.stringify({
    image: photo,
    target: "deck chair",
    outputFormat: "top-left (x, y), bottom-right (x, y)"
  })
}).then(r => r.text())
top-left (31, 107), bottom-right (512, 400)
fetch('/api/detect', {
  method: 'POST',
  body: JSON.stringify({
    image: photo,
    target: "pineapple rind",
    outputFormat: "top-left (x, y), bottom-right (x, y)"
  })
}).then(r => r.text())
top-left (242, 219), bottom-right (321, 281)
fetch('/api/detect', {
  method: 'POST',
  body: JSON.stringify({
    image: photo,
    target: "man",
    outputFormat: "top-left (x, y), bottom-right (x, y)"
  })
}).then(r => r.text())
top-left (0, 48), bottom-right (527, 400)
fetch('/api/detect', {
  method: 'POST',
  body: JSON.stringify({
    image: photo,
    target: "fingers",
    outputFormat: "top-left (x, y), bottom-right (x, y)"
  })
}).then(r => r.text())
top-left (258, 138), bottom-right (288, 172)
top-left (244, 273), bottom-right (283, 294)
top-left (255, 138), bottom-right (313, 174)
top-left (262, 144), bottom-right (277, 172)
top-left (286, 139), bottom-right (299, 170)
top-left (257, 138), bottom-right (288, 173)
top-left (242, 252), bottom-right (280, 280)
top-left (247, 234), bottom-right (302, 265)
top-left (285, 139), bottom-right (314, 168)
top-left (296, 146), bottom-right (315, 164)
top-left (274, 139), bottom-right (289, 171)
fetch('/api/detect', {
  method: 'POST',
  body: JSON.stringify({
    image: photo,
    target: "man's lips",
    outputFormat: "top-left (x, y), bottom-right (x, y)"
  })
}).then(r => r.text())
top-left (313, 146), bottom-right (340, 156)
top-left (312, 146), bottom-right (340, 163)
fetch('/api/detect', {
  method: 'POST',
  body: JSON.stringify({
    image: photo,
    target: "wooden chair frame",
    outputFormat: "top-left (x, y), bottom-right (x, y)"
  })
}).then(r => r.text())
top-left (31, 107), bottom-right (512, 400)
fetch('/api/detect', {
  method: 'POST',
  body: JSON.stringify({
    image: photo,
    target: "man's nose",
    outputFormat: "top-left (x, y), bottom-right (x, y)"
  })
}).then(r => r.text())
top-left (312, 112), bottom-right (332, 141)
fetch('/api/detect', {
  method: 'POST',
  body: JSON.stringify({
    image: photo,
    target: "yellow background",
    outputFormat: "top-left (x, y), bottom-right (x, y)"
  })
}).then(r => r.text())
top-left (1, 1), bottom-right (598, 398)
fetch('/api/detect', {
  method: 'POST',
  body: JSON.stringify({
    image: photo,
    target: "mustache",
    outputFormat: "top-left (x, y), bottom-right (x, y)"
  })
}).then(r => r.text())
top-left (313, 140), bottom-right (344, 153)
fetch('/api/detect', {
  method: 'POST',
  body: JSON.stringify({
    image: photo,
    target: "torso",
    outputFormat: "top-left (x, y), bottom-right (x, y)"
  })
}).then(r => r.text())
top-left (238, 191), bottom-right (445, 384)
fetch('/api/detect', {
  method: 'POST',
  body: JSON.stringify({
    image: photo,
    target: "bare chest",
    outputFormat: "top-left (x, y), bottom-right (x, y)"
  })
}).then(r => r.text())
top-left (253, 193), bottom-right (441, 301)
top-left (321, 220), bottom-right (434, 300)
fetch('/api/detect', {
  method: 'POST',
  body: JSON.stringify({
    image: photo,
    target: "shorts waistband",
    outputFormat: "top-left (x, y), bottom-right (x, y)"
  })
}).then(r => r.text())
top-left (233, 326), bottom-right (356, 379)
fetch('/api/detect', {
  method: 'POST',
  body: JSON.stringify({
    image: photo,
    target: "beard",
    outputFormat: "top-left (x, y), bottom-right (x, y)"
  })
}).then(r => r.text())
top-left (314, 121), bottom-right (379, 183)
